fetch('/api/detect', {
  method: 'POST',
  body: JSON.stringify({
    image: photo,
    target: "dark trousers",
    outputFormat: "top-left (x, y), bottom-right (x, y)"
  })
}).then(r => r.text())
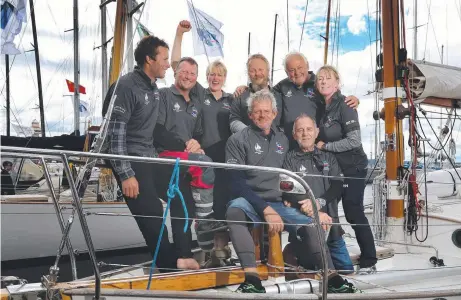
top-left (342, 168), bottom-right (377, 268)
top-left (111, 161), bottom-right (179, 271)
top-left (153, 161), bottom-right (195, 259)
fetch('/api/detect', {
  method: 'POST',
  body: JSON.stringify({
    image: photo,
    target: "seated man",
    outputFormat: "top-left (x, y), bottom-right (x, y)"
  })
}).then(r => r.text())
top-left (283, 114), bottom-right (354, 275)
top-left (225, 90), bottom-right (361, 293)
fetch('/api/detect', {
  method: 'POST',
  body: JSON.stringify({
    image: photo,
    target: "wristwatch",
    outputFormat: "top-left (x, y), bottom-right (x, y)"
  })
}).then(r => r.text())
top-left (316, 198), bottom-right (326, 208)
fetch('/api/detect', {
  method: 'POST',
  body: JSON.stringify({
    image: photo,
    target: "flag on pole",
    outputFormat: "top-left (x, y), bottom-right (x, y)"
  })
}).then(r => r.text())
top-left (66, 79), bottom-right (86, 94)
top-left (187, 1), bottom-right (224, 57)
top-left (1, 0), bottom-right (27, 55)
top-left (79, 100), bottom-right (90, 117)
top-left (136, 21), bottom-right (151, 38)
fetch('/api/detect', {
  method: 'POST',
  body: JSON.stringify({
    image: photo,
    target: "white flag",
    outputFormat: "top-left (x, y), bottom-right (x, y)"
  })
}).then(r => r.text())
top-left (187, 1), bottom-right (224, 57)
top-left (79, 100), bottom-right (90, 117)
top-left (1, 0), bottom-right (28, 55)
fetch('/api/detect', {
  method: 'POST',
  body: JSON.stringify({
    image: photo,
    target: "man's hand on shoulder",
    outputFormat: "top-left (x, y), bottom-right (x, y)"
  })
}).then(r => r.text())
top-left (263, 206), bottom-right (284, 233)
top-left (122, 177), bottom-right (139, 199)
top-left (234, 85), bottom-right (248, 97)
top-left (345, 95), bottom-right (359, 109)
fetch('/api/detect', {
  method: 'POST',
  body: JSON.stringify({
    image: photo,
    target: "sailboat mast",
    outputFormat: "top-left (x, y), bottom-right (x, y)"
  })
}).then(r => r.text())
top-left (126, 0), bottom-right (134, 71)
top-left (29, 0), bottom-right (45, 137)
top-left (101, 0), bottom-right (108, 98)
top-left (109, 0), bottom-right (127, 85)
top-left (382, 0), bottom-right (404, 218)
top-left (271, 14), bottom-right (278, 84)
top-left (323, 0), bottom-right (332, 64)
top-left (73, 0), bottom-right (80, 135)
top-left (5, 55), bottom-right (10, 136)
top-left (413, 0), bottom-right (417, 59)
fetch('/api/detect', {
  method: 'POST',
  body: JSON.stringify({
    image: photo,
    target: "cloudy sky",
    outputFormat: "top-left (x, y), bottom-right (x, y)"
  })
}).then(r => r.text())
top-left (1, 0), bottom-right (461, 161)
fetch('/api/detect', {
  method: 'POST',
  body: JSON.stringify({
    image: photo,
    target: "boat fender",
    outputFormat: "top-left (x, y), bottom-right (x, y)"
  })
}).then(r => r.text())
top-left (452, 229), bottom-right (461, 249)
top-left (429, 256), bottom-right (445, 267)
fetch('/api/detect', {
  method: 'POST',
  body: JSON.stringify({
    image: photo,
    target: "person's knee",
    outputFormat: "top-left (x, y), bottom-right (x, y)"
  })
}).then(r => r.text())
top-left (226, 207), bottom-right (246, 222)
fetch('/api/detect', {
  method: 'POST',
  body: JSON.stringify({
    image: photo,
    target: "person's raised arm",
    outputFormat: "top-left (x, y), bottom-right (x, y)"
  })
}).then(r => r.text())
top-left (171, 20), bottom-right (191, 71)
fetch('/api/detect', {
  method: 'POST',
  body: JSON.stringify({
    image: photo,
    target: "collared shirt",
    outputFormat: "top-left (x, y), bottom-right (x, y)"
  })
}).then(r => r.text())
top-left (226, 125), bottom-right (288, 203)
top-left (199, 86), bottom-right (234, 162)
top-left (317, 92), bottom-right (368, 174)
top-left (282, 147), bottom-right (344, 239)
top-left (229, 84), bottom-right (282, 133)
top-left (273, 72), bottom-right (317, 149)
top-left (158, 84), bottom-right (203, 143)
top-left (103, 66), bottom-right (160, 180)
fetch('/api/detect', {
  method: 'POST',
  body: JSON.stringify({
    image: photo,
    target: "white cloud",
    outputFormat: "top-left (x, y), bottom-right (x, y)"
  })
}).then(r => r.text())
top-left (347, 15), bottom-right (366, 35)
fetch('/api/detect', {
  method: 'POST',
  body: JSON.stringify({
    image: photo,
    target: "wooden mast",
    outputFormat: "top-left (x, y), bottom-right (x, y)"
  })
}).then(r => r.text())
top-left (382, 0), bottom-right (405, 219)
top-left (109, 0), bottom-right (127, 85)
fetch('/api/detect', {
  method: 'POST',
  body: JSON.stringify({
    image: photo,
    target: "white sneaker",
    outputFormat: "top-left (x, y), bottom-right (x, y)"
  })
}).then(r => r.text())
top-left (356, 265), bottom-right (377, 275)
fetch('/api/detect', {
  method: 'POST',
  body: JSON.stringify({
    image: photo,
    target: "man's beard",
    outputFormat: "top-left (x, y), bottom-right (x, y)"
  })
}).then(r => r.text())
top-left (251, 79), bottom-right (269, 92)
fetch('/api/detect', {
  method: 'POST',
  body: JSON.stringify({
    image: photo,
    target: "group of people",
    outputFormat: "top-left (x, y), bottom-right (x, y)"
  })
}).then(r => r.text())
top-left (102, 20), bottom-right (376, 294)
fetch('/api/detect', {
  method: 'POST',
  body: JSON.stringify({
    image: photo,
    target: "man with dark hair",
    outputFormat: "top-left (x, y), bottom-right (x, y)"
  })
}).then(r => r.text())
top-left (1, 161), bottom-right (15, 195)
top-left (102, 35), bottom-right (198, 271)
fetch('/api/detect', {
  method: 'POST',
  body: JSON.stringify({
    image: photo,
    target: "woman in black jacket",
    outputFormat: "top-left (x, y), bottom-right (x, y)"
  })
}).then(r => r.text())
top-left (315, 65), bottom-right (377, 273)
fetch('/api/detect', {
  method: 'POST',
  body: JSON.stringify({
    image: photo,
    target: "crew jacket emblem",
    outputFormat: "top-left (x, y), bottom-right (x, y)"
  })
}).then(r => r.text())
top-left (285, 90), bottom-right (293, 98)
top-left (173, 103), bottom-right (181, 112)
top-left (204, 99), bottom-right (211, 106)
top-left (190, 107), bottom-right (198, 118)
top-left (299, 164), bottom-right (306, 173)
top-left (275, 141), bottom-right (284, 154)
top-left (254, 143), bottom-right (263, 154)
top-left (144, 93), bottom-right (149, 105)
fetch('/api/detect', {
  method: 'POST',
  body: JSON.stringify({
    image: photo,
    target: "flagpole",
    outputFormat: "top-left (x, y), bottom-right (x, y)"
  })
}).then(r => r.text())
top-left (73, 0), bottom-right (80, 135)
top-left (248, 32), bottom-right (251, 56)
top-left (271, 14), bottom-right (278, 84)
top-left (189, 0), bottom-right (210, 64)
top-left (5, 54), bottom-right (10, 136)
top-left (29, 0), bottom-right (46, 137)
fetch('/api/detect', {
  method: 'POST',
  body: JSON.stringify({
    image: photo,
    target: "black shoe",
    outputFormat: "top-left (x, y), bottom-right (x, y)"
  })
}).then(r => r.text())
top-left (196, 218), bottom-right (227, 235)
top-left (328, 280), bottom-right (363, 293)
top-left (235, 282), bottom-right (266, 293)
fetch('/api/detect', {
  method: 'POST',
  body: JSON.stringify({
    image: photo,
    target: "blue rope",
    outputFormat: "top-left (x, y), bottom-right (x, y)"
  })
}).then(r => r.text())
top-left (146, 158), bottom-right (189, 290)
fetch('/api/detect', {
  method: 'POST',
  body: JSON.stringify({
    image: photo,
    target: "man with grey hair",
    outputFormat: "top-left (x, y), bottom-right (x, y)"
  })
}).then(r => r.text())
top-left (273, 51), bottom-right (359, 149)
top-left (283, 114), bottom-right (356, 282)
top-left (224, 91), bottom-right (360, 294)
top-left (229, 54), bottom-right (282, 133)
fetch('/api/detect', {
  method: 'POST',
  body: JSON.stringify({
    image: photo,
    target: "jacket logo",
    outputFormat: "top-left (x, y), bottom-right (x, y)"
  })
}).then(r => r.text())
top-left (190, 107), bottom-right (198, 118)
top-left (222, 102), bottom-right (230, 110)
top-left (285, 90), bottom-right (293, 98)
top-left (254, 143), bottom-right (263, 154)
top-left (306, 88), bottom-right (315, 97)
top-left (204, 99), bottom-right (211, 106)
top-left (173, 103), bottom-right (181, 112)
top-left (275, 141), bottom-right (284, 154)
top-left (299, 165), bottom-right (306, 172)
top-left (144, 93), bottom-right (149, 105)
top-left (323, 161), bottom-right (330, 171)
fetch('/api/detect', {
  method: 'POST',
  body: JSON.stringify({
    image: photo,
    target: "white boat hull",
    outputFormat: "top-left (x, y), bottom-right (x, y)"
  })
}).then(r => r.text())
top-left (1, 201), bottom-right (145, 261)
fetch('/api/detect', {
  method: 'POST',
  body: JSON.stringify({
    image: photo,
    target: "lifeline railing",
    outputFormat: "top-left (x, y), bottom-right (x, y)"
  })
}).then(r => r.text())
top-left (0, 145), bottom-right (330, 300)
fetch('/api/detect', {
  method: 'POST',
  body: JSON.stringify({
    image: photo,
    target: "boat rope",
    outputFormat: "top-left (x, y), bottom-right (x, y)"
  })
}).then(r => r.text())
top-left (146, 158), bottom-right (189, 290)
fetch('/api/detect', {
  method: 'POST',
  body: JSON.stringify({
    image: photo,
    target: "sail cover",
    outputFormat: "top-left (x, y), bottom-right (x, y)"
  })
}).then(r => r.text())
top-left (408, 60), bottom-right (461, 105)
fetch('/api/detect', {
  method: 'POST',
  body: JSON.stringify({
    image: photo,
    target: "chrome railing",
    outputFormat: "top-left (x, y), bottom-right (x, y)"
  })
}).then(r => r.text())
top-left (1, 145), bottom-right (330, 300)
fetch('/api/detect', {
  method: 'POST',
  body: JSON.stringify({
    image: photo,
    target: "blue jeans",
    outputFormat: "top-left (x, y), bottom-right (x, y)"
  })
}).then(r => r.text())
top-left (227, 197), bottom-right (313, 237)
top-left (328, 238), bottom-right (354, 274)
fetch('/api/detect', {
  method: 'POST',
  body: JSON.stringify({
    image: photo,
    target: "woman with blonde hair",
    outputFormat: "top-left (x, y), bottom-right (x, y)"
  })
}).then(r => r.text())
top-left (315, 65), bottom-right (377, 274)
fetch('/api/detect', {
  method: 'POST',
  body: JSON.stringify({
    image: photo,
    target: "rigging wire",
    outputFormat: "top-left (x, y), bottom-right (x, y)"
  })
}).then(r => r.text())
top-left (298, 0), bottom-right (309, 51)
